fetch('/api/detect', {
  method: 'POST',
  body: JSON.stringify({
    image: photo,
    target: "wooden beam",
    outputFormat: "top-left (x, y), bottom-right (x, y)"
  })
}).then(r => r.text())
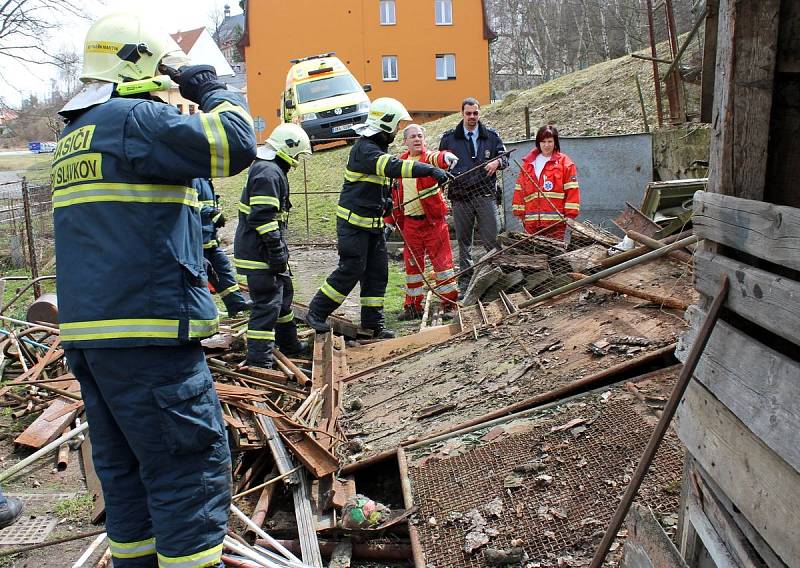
top-left (700, 0), bottom-right (719, 123)
top-left (707, 0), bottom-right (780, 200)
top-left (693, 250), bottom-right (800, 345)
top-left (693, 191), bottom-right (800, 271)
top-left (675, 380), bottom-right (800, 565)
top-left (677, 305), bottom-right (800, 473)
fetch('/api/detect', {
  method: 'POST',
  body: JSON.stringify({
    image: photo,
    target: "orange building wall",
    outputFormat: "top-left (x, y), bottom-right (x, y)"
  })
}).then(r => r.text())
top-left (244, 0), bottom-right (491, 141)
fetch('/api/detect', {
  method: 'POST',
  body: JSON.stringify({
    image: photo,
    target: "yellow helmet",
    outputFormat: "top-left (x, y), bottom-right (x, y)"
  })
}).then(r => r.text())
top-left (261, 123), bottom-right (312, 168)
top-left (80, 12), bottom-right (183, 83)
top-left (354, 97), bottom-right (412, 136)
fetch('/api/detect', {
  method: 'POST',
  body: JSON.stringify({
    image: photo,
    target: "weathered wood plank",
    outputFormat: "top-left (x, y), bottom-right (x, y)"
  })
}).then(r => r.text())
top-left (693, 191), bottom-right (800, 271)
top-left (14, 381), bottom-right (80, 449)
top-left (80, 431), bottom-right (106, 524)
top-left (700, 0), bottom-right (719, 123)
top-left (675, 381), bottom-right (800, 565)
top-left (693, 250), bottom-right (800, 345)
top-left (624, 503), bottom-right (688, 568)
top-left (677, 305), bottom-right (800, 473)
top-left (707, 0), bottom-right (780, 200)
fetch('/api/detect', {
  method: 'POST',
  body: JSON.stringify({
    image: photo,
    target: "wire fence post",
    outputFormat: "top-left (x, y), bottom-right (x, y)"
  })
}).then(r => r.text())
top-left (303, 158), bottom-right (311, 241)
top-left (20, 177), bottom-right (41, 299)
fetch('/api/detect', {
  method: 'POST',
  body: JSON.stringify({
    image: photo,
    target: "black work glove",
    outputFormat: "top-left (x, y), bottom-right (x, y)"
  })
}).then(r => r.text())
top-left (175, 65), bottom-right (225, 104)
top-left (382, 196), bottom-right (393, 217)
top-left (430, 167), bottom-right (452, 186)
top-left (212, 208), bottom-right (226, 229)
top-left (268, 243), bottom-right (289, 274)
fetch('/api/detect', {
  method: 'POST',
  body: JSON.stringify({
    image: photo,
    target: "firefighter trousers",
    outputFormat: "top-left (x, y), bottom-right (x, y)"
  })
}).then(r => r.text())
top-left (204, 246), bottom-right (248, 314)
top-left (402, 217), bottom-right (458, 309)
top-left (308, 218), bottom-right (388, 330)
top-left (65, 344), bottom-right (230, 568)
top-left (246, 272), bottom-right (301, 366)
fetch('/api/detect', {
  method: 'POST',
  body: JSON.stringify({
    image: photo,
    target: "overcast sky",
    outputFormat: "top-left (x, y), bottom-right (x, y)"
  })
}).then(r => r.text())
top-left (0, 0), bottom-right (243, 107)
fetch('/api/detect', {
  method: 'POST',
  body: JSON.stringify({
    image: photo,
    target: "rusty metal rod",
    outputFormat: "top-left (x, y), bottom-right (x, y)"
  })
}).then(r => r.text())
top-left (257, 540), bottom-right (411, 562)
top-left (589, 276), bottom-right (729, 568)
top-left (567, 272), bottom-right (689, 310)
top-left (626, 230), bottom-right (693, 263)
top-left (397, 447), bottom-right (426, 568)
top-left (596, 230), bottom-right (692, 269)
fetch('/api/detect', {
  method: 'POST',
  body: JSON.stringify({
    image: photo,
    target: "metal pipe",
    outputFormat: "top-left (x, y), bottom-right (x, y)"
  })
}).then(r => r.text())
top-left (230, 503), bottom-right (304, 566)
top-left (397, 448), bottom-right (426, 568)
top-left (626, 230), bottom-right (693, 263)
top-left (0, 421), bottom-right (89, 483)
top-left (589, 276), bottom-right (729, 567)
top-left (660, 6), bottom-right (709, 82)
top-left (645, 0), bottom-right (664, 126)
top-left (71, 532), bottom-right (106, 568)
top-left (518, 235), bottom-right (700, 309)
top-left (566, 272), bottom-right (689, 310)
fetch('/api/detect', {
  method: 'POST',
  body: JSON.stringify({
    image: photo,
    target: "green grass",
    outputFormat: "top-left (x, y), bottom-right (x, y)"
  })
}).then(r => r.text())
top-left (0, 154), bottom-right (52, 183)
top-left (53, 493), bottom-right (94, 522)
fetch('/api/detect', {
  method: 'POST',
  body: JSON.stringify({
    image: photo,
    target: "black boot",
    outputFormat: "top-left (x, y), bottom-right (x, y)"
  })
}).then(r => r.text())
top-left (0, 496), bottom-right (24, 529)
top-left (228, 299), bottom-right (253, 318)
top-left (305, 309), bottom-right (331, 333)
top-left (246, 339), bottom-right (275, 369)
top-left (280, 339), bottom-right (310, 356)
top-left (366, 326), bottom-right (396, 339)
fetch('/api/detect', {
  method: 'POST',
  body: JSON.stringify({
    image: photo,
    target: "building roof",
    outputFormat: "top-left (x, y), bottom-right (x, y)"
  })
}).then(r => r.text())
top-left (218, 12), bottom-right (245, 43)
top-left (170, 27), bottom-right (205, 54)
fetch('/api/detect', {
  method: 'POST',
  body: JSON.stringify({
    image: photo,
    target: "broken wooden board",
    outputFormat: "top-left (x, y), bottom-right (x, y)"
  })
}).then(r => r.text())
top-left (14, 380), bottom-right (81, 449)
top-left (551, 244), bottom-right (608, 272)
top-left (293, 301), bottom-right (360, 338)
top-left (273, 415), bottom-right (339, 478)
top-left (345, 324), bottom-right (461, 374)
top-left (80, 431), bottom-right (106, 524)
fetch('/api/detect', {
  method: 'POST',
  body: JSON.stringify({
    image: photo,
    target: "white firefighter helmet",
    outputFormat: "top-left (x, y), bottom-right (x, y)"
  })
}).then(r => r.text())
top-left (257, 123), bottom-right (312, 167)
top-left (80, 12), bottom-right (186, 83)
top-left (353, 97), bottom-right (412, 137)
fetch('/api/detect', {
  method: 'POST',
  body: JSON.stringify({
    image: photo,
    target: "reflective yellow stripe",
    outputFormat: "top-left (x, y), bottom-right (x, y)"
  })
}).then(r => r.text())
top-left (425, 151), bottom-right (441, 166)
top-left (52, 183), bottom-right (198, 209)
top-left (250, 195), bottom-right (281, 207)
top-left (524, 213), bottom-right (563, 221)
top-left (344, 168), bottom-right (387, 185)
top-left (247, 328), bottom-right (275, 340)
top-left (376, 154), bottom-right (391, 176)
top-left (336, 205), bottom-right (384, 229)
top-left (435, 281), bottom-right (458, 293)
top-left (276, 311), bottom-right (294, 324)
top-left (418, 187), bottom-right (440, 200)
top-left (512, 205), bottom-right (525, 212)
top-left (514, 184), bottom-right (522, 192)
top-left (209, 101), bottom-right (255, 128)
top-left (564, 202), bottom-right (580, 210)
top-left (200, 112), bottom-right (229, 178)
top-left (400, 159), bottom-right (414, 178)
top-left (234, 258), bottom-right (270, 270)
top-left (563, 182), bottom-right (579, 190)
top-left (60, 319), bottom-right (180, 341)
top-left (217, 284), bottom-right (240, 298)
top-left (238, 202), bottom-right (251, 214)
top-left (320, 281), bottom-right (345, 304)
top-left (406, 287), bottom-right (425, 297)
top-left (199, 199), bottom-right (216, 206)
top-left (202, 239), bottom-right (218, 249)
top-left (256, 221), bottom-right (280, 235)
top-left (361, 296), bottom-right (384, 307)
top-left (157, 543), bottom-right (223, 568)
top-left (189, 318), bottom-right (218, 338)
top-left (523, 191), bottom-right (564, 202)
top-left (108, 537), bottom-right (156, 559)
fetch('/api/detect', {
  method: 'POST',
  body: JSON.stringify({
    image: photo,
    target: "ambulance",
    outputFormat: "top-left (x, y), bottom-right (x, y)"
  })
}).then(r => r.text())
top-left (281, 53), bottom-right (371, 142)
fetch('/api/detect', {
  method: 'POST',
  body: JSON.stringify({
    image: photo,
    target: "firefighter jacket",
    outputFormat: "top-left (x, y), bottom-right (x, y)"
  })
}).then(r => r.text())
top-left (438, 120), bottom-right (507, 201)
top-left (512, 148), bottom-right (580, 234)
top-left (194, 177), bottom-right (221, 249)
top-left (384, 148), bottom-right (449, 228)
top-left (52, 90), bottom-right (257, 349)
top-left (338, 135), bottom-right (442, 233)
top-left (234, 158), bottom-right (290, 274)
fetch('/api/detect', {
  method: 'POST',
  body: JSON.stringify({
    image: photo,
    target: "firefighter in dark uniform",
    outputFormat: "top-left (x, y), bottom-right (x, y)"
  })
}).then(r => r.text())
top-left (305, 97), bottom-right (451, 338)
top-left (52, 13), bottom-right (256, 568)
top-left (234, 124), bottom-right (311, 368)
top-left (193, 177), bottom-right (251, 317)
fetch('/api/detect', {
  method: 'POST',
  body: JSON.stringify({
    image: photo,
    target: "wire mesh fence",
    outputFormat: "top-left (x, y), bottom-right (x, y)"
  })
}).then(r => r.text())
top-left (0, 179), bottom-right (53, 274)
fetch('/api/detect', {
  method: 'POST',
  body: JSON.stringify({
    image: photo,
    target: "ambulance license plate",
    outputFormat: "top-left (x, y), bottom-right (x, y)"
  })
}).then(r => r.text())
top-left (331, 124), bottom-right (353, 133)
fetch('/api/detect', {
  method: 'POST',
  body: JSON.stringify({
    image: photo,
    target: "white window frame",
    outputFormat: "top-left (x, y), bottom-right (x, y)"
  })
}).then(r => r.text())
top-left (435, 0), bottom-right (453, 25)
top-left (435, 54), bottom-right (456, 80)
top-left (380, 0), bottom-right (396, 25)
top-left (382, 55), bottom-right (398, 81)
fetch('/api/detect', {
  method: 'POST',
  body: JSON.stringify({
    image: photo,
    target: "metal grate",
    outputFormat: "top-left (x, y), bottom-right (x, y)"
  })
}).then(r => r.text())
top-left (408, 397), bottom-right (683, 567)
top-left (0, 516), bottom-right (59, 545)
top-left (5, 493), bottom-right (78, 506)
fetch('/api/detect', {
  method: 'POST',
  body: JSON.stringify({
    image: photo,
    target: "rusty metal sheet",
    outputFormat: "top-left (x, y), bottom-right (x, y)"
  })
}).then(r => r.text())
top-left (612, 202), bottom-right (661, 236)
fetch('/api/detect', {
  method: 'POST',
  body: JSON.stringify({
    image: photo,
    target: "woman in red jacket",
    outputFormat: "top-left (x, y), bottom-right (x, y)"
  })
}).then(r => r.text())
top-left (385, 124), bottom-right (459, 320)
top-left (512, 125), bottom-right (580, 240)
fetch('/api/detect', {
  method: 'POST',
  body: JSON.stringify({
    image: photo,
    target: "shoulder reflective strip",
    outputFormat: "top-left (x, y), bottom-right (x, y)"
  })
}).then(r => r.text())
top-left (108, 537), bottom-right (156, 559)
top-left (189, 319), bottom-right (218, 338)
top-left (401, 159), bottom-right (414, 178)
top-left (563, 182), bottom-right (579, 189)
top-left (344, 169), bottom-right (386, 185)
top-left (60, 319), bottom-right (180, 341)
top-left (157, 543), bottom-right (223, 568)
top-left (564, 203), bottom-right (580, 210)
top-left (360, 296), bottom-right (384, 307)
top-left (320, 281), bottom-right (346, 304)
top-left (52, 183), bottom-right (198, 209)
top-left (238, 202), bottom-right (252, 214)
top-left (234, 258), bottom-right (270, 270)
top-left (218, 284), bottom-right (241, 298)
top-left (276, 311), bottom-right (295, 324)
top-left (200, 113), bottom-right (229, 178)
top-left (247, 329), bottom-right (275, 340)
top-left (406, 287), bottom-right (425, 296)
top-left (405, 274), bottom-right (424, 284)
top-left (250, 195), bottom-right (281, 207)
top-left (256, 221), bottom-right (280, 234)
top-left (209, 101), bottom-right (255, 128)
top-left (336, 205), bottom-right (384, 229)
top-left (376, 154), bottom-right (391, 176)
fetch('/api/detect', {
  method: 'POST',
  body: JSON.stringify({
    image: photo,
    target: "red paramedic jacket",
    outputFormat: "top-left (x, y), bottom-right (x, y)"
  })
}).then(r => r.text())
top-left (384, 148), bottom-right (449, 228)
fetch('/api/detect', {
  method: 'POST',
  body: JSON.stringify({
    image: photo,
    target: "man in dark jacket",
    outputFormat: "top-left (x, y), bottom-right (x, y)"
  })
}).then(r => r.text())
top-left (234, 123), bottom-right (311, 368)
top-left (53, 13), bottom-right (256, 568)
top-left (438, 97), bottom-right (508, 294)
top-left (305, 97), bottom-right (451, 338)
